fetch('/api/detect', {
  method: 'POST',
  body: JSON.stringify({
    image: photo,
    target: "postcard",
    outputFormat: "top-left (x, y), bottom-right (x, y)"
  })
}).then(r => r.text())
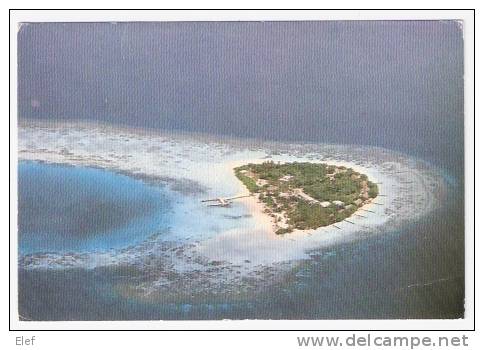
top-left (13, 16), bottom-right (468, 326)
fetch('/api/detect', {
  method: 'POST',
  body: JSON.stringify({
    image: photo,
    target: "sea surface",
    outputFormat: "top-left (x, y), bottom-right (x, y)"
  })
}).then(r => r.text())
top-left (18, 201), bottom-right (464, 320)
top-left (18, 161), bottom-right (177, 254)
top-left (17, 157), bottom-right (465, 320)
top-left (18, 21), bottom-right (464, 178)
top-left (18, 161), bottom-right (259, 254)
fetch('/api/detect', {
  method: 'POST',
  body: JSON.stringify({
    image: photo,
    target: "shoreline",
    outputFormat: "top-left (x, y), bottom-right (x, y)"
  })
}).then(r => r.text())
top-left (224, 159), bottom-right (380, 238)
top-left (18, 121), bottom-right (448, 267)
top-left (194, 157), bottom-right (391, 265)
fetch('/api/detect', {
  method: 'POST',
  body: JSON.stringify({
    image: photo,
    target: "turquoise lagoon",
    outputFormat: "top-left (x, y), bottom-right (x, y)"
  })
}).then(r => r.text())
top-left (18, 161), bottom-right (254, 255)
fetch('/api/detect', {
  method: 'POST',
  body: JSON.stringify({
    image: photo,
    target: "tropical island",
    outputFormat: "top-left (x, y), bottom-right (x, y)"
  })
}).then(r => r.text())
top-left (234, 161), bottom-right (378, 234)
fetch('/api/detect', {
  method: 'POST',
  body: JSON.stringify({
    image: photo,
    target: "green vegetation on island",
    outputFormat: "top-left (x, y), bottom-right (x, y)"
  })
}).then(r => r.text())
top-left (234, 161), bottom-right (378, 234)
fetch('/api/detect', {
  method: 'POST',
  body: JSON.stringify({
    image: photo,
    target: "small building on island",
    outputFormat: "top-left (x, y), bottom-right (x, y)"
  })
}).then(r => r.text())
top-left (279, 175), bottom-right (294, 182)
top-left (332, 200), bottom-right (345, 208)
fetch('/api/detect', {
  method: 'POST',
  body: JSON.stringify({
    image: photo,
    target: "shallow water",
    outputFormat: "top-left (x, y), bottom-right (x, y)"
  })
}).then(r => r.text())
top-left (17, 163), bottom-right (465, 320)
top-left (16, 128), bottom-right (465, 320)
top-left (18, 160), bottom-right (260, 255)
top-left (18, 200), bottom-right (464, 320)
top-left (18, 161), bottom-right (175, 254)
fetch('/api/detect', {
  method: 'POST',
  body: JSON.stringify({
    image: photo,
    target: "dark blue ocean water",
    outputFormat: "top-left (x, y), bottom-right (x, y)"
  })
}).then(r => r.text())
top-left (18, 21), bottom-right (464, 177)
top-left (18, 161), bottom-right (173, 254)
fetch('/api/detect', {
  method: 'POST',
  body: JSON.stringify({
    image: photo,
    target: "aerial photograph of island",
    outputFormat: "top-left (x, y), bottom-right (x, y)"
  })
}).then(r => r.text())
top-left (16, 20), bottom-right (464, 321)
